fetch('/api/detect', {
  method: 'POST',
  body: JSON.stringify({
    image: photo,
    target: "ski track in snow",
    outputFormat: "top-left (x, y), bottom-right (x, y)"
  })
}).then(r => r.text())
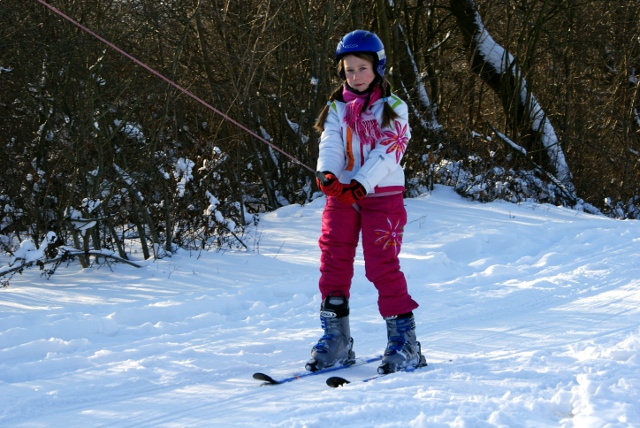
top-left (1, 186), bottom-right (639, 427)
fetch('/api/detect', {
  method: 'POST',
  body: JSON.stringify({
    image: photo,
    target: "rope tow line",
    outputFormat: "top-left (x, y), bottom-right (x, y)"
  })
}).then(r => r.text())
top-left (34, 0), bottom-right (316, 175)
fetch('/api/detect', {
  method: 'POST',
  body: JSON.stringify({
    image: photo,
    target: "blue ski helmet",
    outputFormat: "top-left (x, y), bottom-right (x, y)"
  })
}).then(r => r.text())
top-left (335, 30), bottom-right (387, 78)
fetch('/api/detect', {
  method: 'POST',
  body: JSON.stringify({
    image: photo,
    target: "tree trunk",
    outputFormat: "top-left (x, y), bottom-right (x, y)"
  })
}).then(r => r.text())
top-left (450, 0), bottom-right (576, 196)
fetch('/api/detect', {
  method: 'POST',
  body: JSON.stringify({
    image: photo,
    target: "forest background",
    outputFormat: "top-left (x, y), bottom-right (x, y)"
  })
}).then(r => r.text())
top-left (1, 0), bottom-right (639, 270)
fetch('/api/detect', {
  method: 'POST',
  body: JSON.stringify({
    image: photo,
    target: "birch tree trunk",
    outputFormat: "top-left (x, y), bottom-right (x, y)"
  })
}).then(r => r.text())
top-left (450, 0), bottom-right (576, 197)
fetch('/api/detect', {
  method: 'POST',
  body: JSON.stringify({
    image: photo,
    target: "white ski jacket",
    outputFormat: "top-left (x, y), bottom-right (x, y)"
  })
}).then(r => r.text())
top-left (316, 93), bottom-right (410, 196)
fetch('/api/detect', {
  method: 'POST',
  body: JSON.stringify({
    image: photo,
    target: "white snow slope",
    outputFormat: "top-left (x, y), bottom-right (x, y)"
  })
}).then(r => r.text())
top-left (1, 185), bottom-right (639, 427)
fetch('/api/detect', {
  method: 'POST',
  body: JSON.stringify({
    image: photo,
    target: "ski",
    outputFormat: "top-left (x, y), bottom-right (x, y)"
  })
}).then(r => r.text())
top-left (326, 356), bottom-right (428, 388)
top-left (252, 355), bottom-right (382, 386)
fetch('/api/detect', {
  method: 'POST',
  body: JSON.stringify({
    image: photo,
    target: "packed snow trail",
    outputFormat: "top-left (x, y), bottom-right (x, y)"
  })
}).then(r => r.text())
top-left (1, 186), bottom-right (639, 427)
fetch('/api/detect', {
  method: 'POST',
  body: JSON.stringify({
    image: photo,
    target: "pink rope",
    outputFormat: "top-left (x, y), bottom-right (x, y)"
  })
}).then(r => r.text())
top-left (34, 0), bottom-right (314, 174)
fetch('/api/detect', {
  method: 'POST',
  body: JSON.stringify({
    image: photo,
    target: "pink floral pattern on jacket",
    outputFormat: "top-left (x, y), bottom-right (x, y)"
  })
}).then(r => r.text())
top-left (379, 120), bottom-right (409, 163)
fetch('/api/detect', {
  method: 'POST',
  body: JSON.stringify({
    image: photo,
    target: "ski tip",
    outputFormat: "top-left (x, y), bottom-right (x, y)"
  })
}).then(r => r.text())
top-left (326, 376), bottom-right (350, 388)
top-left (253, 372), bottom-right (279, 385)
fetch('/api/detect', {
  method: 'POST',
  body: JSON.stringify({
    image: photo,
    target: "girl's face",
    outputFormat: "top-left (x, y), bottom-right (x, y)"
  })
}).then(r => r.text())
top-left (342, 54), bottom-right (376, 91)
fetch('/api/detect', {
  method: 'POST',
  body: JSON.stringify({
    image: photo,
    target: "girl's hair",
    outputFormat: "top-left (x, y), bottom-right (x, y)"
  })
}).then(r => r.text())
top-left (314, 53), bottom-right (399, 133)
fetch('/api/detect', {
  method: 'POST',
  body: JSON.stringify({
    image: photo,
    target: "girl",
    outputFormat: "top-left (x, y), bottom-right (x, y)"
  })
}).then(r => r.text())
top-left (306, 30), bottom-right (426, 375)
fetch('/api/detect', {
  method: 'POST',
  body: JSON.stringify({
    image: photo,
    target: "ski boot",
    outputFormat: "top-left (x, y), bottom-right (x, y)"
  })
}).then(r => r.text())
top-left (378, 312), bottom-right (427, 374)
top-left (305, 292), bottom-right (355, 372)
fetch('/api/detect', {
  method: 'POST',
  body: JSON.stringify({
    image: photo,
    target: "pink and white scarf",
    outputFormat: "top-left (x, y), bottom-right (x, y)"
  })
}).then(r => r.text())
top-left (343, 84), bottom-right (385, 148)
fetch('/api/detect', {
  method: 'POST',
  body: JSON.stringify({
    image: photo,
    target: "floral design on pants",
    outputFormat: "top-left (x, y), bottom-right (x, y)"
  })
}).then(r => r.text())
top-left (374, 217), bottom-right (404, 256)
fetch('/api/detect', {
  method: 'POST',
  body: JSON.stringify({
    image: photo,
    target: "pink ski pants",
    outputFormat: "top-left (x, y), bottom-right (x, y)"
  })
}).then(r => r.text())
top-left (318, 193), bottom-right (419, 318)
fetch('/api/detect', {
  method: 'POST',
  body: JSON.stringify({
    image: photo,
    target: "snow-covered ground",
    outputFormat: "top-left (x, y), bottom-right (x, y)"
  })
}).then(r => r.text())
top-left (1, 185), bottom-right (639, 427)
